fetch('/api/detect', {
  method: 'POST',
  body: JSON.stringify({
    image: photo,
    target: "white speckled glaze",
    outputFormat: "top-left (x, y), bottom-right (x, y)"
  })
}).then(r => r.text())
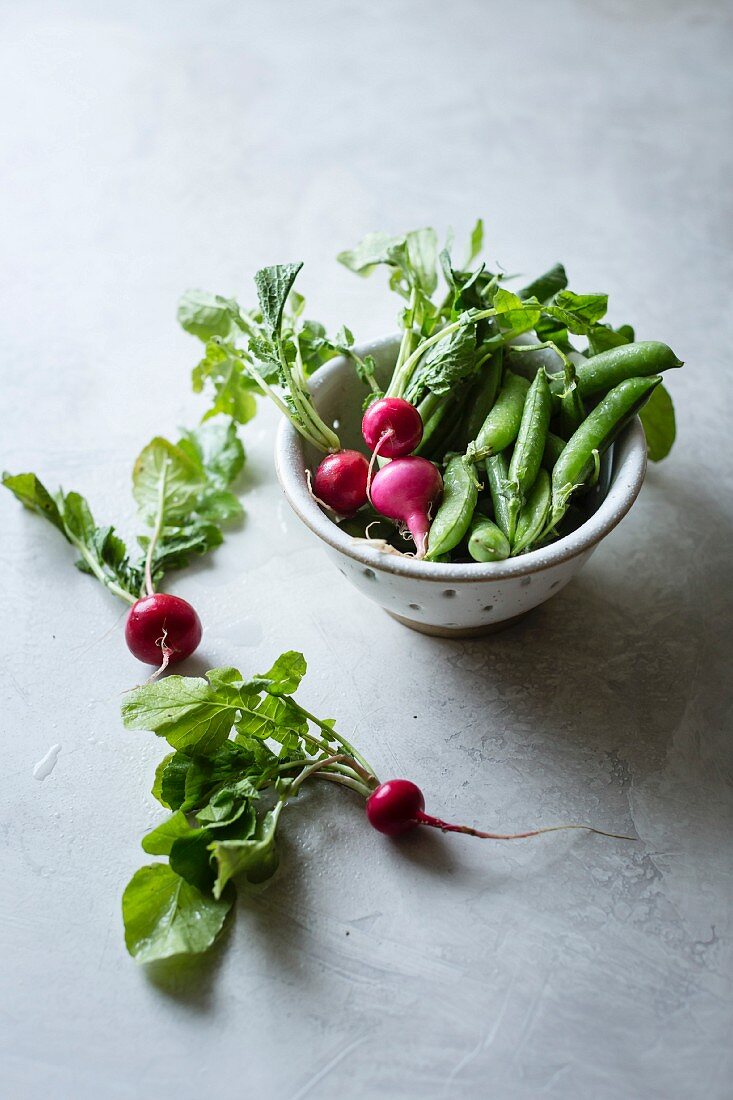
top-left (275, 336), bottom-right (648, 636)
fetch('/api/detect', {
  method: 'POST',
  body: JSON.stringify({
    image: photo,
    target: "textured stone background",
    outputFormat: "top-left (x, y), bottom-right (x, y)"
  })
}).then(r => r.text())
top-left (1, 2), bottom-right (731, 1097)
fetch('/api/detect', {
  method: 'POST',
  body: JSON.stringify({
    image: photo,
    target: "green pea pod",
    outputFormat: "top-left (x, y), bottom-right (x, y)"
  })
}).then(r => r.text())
top-left (468, 515), bottom-right (510, 562)
top-left (484, 452), bottom-right (511, 538)
top-left (512, 468), bottom-right (551, 555)
top-left (507, 368), bottom-right (552, 498)
top-left (550, 374), bottom-right (661, 527)
top-left (549, 341), bottom-right (682, 400)
top-left (473, 372), bottom-right (530, 457)
top-left (455, 350), bottom-right (503, 451)
top-left (426, 455), bottom-right (478, 560)
top-left (541, 431), bottom-right (566, 471)
top-left (505, 368), bottom-right (552, 541)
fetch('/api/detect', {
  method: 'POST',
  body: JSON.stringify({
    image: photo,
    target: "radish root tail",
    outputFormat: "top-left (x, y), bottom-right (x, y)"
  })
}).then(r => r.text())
top-left (366, 429), bottom-right (393, 504)
top-left (143, 628), bottom-right (173, 685)
top-left (416, 811), bottom-right (636, 842)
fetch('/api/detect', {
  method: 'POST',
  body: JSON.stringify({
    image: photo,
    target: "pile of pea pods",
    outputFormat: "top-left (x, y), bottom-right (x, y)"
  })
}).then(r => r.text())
top-left (347, 340), bottom-right (681, 563)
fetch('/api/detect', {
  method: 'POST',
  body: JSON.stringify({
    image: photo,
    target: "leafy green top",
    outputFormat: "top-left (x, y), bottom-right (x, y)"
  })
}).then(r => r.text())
top-left (121, 651), bottom-right (378, 963)
top-left (180, 220), bottom-right (677, 461)
top-left (3, 419), bottom-right (245, 604)
top-left (180, 267), bottom-right (344, 452)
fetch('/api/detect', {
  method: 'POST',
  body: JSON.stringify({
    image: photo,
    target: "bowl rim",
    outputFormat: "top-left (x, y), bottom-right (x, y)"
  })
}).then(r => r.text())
top-left (274, 335), bottom-right (648, 583)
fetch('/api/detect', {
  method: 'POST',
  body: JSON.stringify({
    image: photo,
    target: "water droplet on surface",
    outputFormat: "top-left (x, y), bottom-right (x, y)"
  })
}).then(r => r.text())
top-left (33, 744), bottom-right (62, 781)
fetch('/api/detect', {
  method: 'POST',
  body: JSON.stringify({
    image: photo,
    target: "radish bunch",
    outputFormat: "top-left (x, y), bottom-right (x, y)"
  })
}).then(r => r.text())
top-left (312, 396), bottom-right (443, 557)
top-left (3, 421), bottom-right (245, 671)
top-left (182, 263), bottom-right (444, 556)
top-left (123, 655), bottom-right (635, 965)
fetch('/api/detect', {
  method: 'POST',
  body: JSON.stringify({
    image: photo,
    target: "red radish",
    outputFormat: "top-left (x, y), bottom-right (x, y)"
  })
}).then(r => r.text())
top-left (125, 593), bottom-right (202, 667)
top-left (369, 456), bottom-right (443, 557)
top-left (313, 450), bottom-right (369, 515)
top-left (362, 397), bottom-right (423, 458)
top-left (366, 779), bottom-right (635, 841)
top-left (365, 779), bottom-right (424, 836)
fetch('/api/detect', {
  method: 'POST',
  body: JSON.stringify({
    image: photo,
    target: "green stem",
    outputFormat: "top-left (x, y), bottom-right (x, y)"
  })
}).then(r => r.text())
top-left (267, 755), bottom-right (367, 789)
top-left (245, 356), bottom-right (335, 453)
top-left (72, 540), bottom-right (137, 604)
top-left (388, 308), bottom-right (499, 399)
top-left (287, 700), bottom-right (378, 786)
top-left (475, 344), bottom-right (497, 372)
top-left (276, 336), bottom-right (341, 453)
top-left (276, 756), bottom-right (372, 800)
top-left (245, 357), bottom-right (302, 423)
top-left (290, 753), bottom-right (351, 795)
top-left (292, 331), bottom-right (307, 389)
top-left (315, 771), bottom-right (373, 798)
top-left (347, 350), bottom-right (381, 394)
top-left (144, 456), bottom-right (169, 597)
top-left (416, 391), bottom-right (442, 423)
top-left (394, 287), bottom-right (418, 372)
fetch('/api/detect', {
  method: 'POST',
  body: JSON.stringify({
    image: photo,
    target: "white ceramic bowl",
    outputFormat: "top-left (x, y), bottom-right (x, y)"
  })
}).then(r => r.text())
top-left (275, 336), bottom-right (647, 637)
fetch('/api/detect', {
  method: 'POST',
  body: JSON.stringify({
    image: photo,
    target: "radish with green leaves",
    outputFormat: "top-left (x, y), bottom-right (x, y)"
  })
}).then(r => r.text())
top-left (194, 262), bottom-right (372, 516)
top-left (122, 653), bottom-right (635, 964)
top-left (2, 420), bottom-right (244, 668)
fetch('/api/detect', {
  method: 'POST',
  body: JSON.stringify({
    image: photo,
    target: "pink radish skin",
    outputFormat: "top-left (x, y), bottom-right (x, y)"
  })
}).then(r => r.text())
top-left (366, 779), bottom-right (424, 836)
top-left (362, 397), bottom-right (423, 459)
top-left (313, 450), bottom-right (369, 515)
top-left (125, 593), bottom-right (202, 666)
top-left (366, 779), bottom-right (636, 842)
top-left (369, 456), bottom-right (442, 557)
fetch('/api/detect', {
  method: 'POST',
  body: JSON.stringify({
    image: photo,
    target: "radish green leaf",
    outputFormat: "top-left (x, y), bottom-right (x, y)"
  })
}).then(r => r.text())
top-left (141, 810), bottom-right (192, 856)
top-left (122, 863), bottom-right (232, 963)
top-left (639, 381), bottom-right (676, 462)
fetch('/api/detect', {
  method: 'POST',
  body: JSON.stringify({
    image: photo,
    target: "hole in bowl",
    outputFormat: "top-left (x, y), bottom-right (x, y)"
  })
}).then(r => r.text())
top-left (408, 603), bottom-right (421, 611)
top-left (443, 589), bottom-right (456, 598)
top-left (363, 568), bottom-right (376, 580)
top-left (482, 605), bottom-right (493, 612)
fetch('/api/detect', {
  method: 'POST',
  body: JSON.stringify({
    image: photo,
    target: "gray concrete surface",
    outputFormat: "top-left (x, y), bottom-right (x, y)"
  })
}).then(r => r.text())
top-left (1, 2), bottom-right (731, 1097)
